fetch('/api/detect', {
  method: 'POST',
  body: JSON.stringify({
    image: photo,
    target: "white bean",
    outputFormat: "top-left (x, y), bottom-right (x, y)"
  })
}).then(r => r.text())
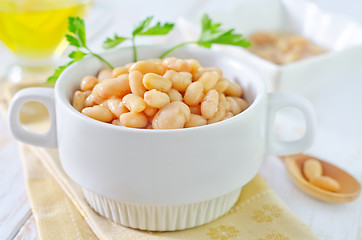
top-left (152, 101), bottom-right (190, 129)
top-left (201, 90), bottom-right (219, 119)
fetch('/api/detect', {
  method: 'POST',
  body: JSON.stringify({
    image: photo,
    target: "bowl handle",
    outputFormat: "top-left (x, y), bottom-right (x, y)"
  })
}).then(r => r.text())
top-left (8, 87), bottom-right (57, 148)
top-left (265, 92), bottom-right (317, 156)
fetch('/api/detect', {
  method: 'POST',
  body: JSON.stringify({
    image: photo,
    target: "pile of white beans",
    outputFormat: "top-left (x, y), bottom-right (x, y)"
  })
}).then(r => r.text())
top-left (248, 32), bottom-right (325, 65)
top-left (72, 57), bottom-right (249, 129)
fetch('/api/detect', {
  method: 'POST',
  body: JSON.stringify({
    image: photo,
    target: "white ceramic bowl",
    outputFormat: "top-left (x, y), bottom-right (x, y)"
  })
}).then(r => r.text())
top-left (8, 45), bottom-right (316, 231)
top-left (178, 0), bottom-right (362, 96)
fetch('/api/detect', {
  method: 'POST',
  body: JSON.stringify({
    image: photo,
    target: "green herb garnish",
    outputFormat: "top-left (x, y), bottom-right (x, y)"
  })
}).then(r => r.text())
top-left (48, 14), bottom-right (250, 84)
top-left (103, 16), bottom-right (174, 62)
top-left (159, 14), bottom-right (251, 59)
top-left (47, 65), bottom-right (69, 84)
top-left (47, 17), bottom-right (114, 84)
top-left (102, 34), bottom-right (127, 49)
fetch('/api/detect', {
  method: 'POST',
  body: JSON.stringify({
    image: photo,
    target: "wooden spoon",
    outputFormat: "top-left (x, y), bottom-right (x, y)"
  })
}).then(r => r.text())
top-left (280, 154), bottom-right (361, 203)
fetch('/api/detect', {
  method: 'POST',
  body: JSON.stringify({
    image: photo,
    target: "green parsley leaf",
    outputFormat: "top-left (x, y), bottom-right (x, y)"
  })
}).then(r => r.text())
top-left (66, 34), bottom-right (81, 47)
top-left (102, 34), bottom-right (128, 49)
top-left (139, 22), bottom-right (174, 35)
top-left (132, 16), bottom-right (153, 37)
top-left (197, 14), bottom-right (251, 48)
top-left (68, 17), bottom-right (82, 33)
top-left (47, 64), bottom-right (70, 84)
top-left (47, 51), bottom-right (87, 83)
top-left (131, 17), bottom-right (175, 61)
top-left (160, 14), bottom-right (251, 58)
top-left (102, 16), bottom-right (175, 62)
top-left (204, 31), bottom-right (252, 47)
top-left (132, 16), bottom-right (174, 36)
top-left (48, 17), bottom-right (114, 83)
top-left (68, 17), bottom-right (86, 47)
top-left (69, 50), bottom-right (87, 61)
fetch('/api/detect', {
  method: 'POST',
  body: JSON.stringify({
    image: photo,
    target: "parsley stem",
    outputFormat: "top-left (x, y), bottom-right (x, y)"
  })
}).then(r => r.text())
top-left (159, 41), bottom-right (196, 59)
top-left (86, 47), bottom-right (114, 69)
top-left (132, 37), bottom-right (137, 62)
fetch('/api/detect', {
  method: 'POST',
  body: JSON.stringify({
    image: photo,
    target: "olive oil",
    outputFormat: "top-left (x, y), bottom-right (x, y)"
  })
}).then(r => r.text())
top-left (0, 0), bottom-right (91, 59)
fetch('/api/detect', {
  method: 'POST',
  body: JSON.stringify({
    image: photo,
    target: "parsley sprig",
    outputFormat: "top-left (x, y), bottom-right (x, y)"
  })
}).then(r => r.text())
top-left (47, 14), bottom-right (250, 84)
top-left (159, 14), bottom-right (251, 58)
top-left (103, 16), bottom-right (174, 62)
top-left (47, 17), bottom-right (113, 84)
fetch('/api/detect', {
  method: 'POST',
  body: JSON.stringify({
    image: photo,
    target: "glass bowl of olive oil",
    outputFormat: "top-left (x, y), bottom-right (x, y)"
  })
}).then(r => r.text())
top-left (0, 0), bottom-right (92, 83)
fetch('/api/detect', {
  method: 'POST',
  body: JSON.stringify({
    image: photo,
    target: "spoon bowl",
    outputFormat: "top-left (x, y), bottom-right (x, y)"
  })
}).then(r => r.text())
top-left (280, 154), bottom-right (361, 203)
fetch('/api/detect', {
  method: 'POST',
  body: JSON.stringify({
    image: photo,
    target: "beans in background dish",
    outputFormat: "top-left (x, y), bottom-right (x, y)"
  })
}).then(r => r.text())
top-left (248, 32), bottom-right (326, 65)
top-left (72, 58), bottom-right (249, 129)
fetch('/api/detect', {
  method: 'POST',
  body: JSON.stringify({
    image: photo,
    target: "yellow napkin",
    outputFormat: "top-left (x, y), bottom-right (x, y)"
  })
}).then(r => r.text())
top-left (1, 82), bottom-right (318, 240)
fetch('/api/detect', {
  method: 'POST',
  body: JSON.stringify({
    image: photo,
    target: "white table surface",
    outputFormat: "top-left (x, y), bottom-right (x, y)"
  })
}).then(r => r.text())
top-left (0, 0), bottom-right (361, 239)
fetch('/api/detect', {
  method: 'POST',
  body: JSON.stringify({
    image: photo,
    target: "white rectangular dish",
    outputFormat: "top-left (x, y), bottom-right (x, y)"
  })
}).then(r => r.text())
top-left (178, 0), bottom-right (362, 96)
